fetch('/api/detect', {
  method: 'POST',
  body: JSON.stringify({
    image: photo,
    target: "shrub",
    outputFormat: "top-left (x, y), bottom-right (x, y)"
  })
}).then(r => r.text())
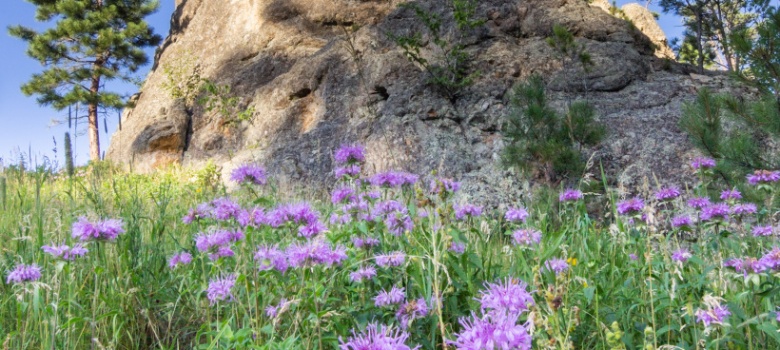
top-left (502, 75), bottom-right (605, 182)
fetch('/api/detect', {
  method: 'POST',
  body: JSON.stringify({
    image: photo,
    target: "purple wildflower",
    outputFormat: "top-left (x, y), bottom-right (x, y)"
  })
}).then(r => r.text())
top-left (6, 263), bottom-right (42, 284)
top-left (691, 157), bottom-right (716, 170)
top-left (724, 257), bottom-right (769, 276)
top-left (504, 207), bottom-right (529, 223)
top-left (559, 189), bottom-right (584, 202)
top-left (753, 225), bottom-right (774, 237)
top-left (375, 251), bottom-right (406, 267)
top-left (511, 229), bottom-right (542, 247)
top-left (331, 187), bottom-right (356, 204)
top-left (349, 266), bottom-right (377, 283)
top-left (182, 203), bottom-right (212, 224)
top-left (230, 164), bottom-right (267, 185)
top-left (168, 252), bottom-right (193, 269)
top-left (629, 253), bottom-right (638, 261)
top-left (369, 171), bottom-right (419, 188)
top-left (671, 248), bottom-right (692, 263)
top-left (617, 197), bottom-right (644, 215)
top-left (655, 187), bottom-right (681, 201)
top-left (478, 278), bottom-right (534, 315)
top-left (687, 197), bottom-right (712, 209)
top-left (194, 230), bottom-right (239, 261)
top-left (335, 165), bottom-right (362, 178)
top-left (671, 215), bottom-right (694, 228)
top-left (720, 189), bottom-right (742, 200)
top-left (544, 258), bottom-right (569, 275)
top-left (701, 203), bottom-right (730, 221)
top-left (454, 204), bottom-right (483, 221)
top-left (731, 203), bottom-right (757, 216)
top-left (449, 312), bottom-right (532, 350)
top-left (211, 198), bottom-right (243, 221)
top-left (72, 217), bottom-right (125, 242)
top-left (298, 220), bottom-right (327, 239)
top-left (266, 298), bottom-right (293, 318)
top-left (397, 298), bottom-right (428, 329)
top-left (254, 245), bottom-right (288, 273)
top-left (41, 243), bottom-right (88, 261)
top-left (334, 144), bottom-right (366, 165)
top-left (206, 274), bottom-right (237, 304)
top-left (352, 236), bottom-right (380, 250)
top-left (285, 240), bottom-right (347, 268)
top-left (375, 286), bottom-right (406, 307)
top-left (747, 170), bottom-right (780, 185)
top-left (429, 178), bottom-right (460, 194)
top-left (449, 241), bottom-right (466, 254)
top-left (695, 296), bottom-right (730, 327)
top-left (339, 323), bottom-right (419, 350)
top-left (761, 247), bottom-right (780, 269)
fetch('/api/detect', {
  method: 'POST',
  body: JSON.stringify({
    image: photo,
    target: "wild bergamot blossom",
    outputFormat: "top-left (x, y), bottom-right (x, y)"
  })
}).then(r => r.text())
top-left (42, 243), bottom-right (88, 261)
top-left (230, 164), bottom-right (267, 185)
top-left (72, 217), bottom-right (125, 242)
top-left (6, 263), bottom-right (42, 284)
top-left (339, 323), bottom-right (419, 350)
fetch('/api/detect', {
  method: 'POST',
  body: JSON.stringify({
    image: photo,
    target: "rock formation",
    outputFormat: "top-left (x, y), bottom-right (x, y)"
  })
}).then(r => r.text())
top-left (107, 0), bottom-right (750, 203)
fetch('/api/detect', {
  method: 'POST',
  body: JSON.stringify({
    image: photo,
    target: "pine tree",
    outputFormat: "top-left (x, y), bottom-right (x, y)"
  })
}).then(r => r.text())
top-left (8, 0), bottom-right (162, 162)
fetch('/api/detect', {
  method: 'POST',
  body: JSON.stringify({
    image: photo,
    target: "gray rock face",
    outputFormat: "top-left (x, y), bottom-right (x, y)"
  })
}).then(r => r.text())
top-left (107, 0), bottom-right (748, 204)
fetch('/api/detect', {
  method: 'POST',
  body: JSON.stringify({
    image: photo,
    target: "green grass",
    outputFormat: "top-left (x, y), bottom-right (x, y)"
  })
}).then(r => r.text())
top-left (1, 161), bottom-right (780, 349)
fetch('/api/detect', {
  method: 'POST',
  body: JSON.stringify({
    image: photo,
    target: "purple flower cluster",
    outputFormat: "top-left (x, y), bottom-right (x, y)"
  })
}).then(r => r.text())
top-left (375, 286), bottom-right (406, 307)
top-left (478, 278), bottom-right (535, 315)
top-left (370, 171), bottom-right (419, 188)
top-left (230, 164), bottom-right (267, 185)
top-left (254, 245), bottom-right (289, 273)
top-left (449, 241), bottom-right (466, 254)
top-left (376, 251), bottom-right (406, 267)
top-left (747, 170), bottom-right (780, 185)
top-left (182, 203), bottom-right (212, 224)
top-left (544, 258), bottom-right (569, 275)
top-left (194, 230), bottom-right (243, 260)
top-left (450, 277), bottom-right (533, 350)
top-left (617, 197), bottom-right (644, 215)
top-left (724, 257), bottom-right (769, 276)
top-left (397, 298), bottom-right (428, 329)
top-left (339, 323), bottom-right (419, 350)
top-left (761, 247), bottom-right (780, 269)
top-left (266, 298), bottom-right (293, 318)
top-left (655, 187), bottom-right (681, 201)
top-left (349, 266), bottom-right (377, 283)
top-left (285, 240), bottom-right (348, 268)
top-left (731, 203), bottom-right (757, 216)
top-left (671, 248), bottom-right (692, 263)
top-left (671, 215), bottom-right (694, 228)
top-left (331, 186), bottom-right (356, 204)
top-left (691, 157), bottom-right (716, 170)
top-left (454, 204), bottom-right (483, 221)
top-left (504, 207), bottom-right (529, 223)
top-left (352, 236), bottom-right (380, 250)
top-left (449, 312), bottom-right (532, 350)
top-left (206, 274), bottom-right (237, 304)
top-left (334, 144), bottom-right (366, 165)
top-left (335, 164), bottom-right (362, 179)
top-left (71, 217), bottom-right (125, 242)
top-left (42, 243), bottom-right (88, 261)
top-left (512, 229), bottom-right (542, 247)
top-left (373, 200), bottom-right (413, 236)
top-left (429, 178), bottom-right (461, 194)
top-left (168, 252), bottom-right (193, 269)
top-left (559, 189), bottom-right (584, 202)
top-left (695, 296), bottom-right (730, 327)
top-left (752, 225), bottom-right (774, 237)
top-left (720, 189), bottom-right (742, 201)
top-left (6, 263), bottom-right (42, 284)
top-left (211, 198), bottom-right (244, 221)
top-left (687, 197), bottom-right (711, 209)
top-left (700, 203), bottom-right (730, 222)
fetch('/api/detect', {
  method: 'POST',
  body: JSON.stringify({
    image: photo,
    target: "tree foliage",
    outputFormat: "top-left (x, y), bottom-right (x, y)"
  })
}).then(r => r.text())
top-left (502, 76), bottom-right (605, 182)
top-left (9, 0), bottom-right (162, 161)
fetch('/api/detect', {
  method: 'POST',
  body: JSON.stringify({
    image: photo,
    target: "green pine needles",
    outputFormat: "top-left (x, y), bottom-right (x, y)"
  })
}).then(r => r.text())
top-left (64, 132), bottom-right (75, 177)
top-left (8, 0), bottom-right (162, 161)
top-left (502, 76), bottom-right (605, 182)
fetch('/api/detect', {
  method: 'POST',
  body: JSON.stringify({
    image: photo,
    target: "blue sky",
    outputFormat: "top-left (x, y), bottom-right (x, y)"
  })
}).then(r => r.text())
top-left (0, 1), bottom-right (682, 168)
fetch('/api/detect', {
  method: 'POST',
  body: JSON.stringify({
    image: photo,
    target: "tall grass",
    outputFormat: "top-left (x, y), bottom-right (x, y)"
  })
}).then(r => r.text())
top-left (1, 154), bottom-right (779, 350)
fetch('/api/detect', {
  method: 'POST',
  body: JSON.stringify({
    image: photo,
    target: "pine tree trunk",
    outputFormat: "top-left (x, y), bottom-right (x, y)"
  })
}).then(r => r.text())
top-left (88, 73), bottom-right (101, 162)
top-left (697, 9), bottom-right (705, 73)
